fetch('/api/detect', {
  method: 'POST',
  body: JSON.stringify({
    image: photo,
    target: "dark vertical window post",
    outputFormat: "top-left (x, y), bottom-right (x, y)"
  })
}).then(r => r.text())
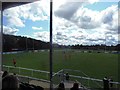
top-left (50, 0), bottom-right (53, 89)
top-left (0, 1), bottom-right (3, 90)
top-left (118, 1), bottom-right (120, 85)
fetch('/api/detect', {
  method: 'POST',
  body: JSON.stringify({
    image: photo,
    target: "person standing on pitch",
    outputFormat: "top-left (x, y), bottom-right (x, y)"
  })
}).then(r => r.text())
top-left (13, 58), bottom-right (16, 67)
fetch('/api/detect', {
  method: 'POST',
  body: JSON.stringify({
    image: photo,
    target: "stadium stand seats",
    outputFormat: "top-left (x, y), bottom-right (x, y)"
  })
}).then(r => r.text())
top-left (20, 82), bottom-right (44, 90)
top-left (2, 72), bottom-right (44, 90)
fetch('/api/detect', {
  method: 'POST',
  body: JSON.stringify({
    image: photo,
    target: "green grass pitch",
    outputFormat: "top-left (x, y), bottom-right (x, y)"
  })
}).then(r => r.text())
top-left (3, 50), bottom-right (118, 82)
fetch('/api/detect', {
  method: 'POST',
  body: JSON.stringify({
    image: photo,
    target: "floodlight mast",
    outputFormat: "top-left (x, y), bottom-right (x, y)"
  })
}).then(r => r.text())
top-left (50, 0), bottom-right (53, 90)
top-left (33, 39), bottom-right (34, 51)
top-left (26, 37), bottom-right (28, 51)
top-left (105, 32), bottom-right (107, 53)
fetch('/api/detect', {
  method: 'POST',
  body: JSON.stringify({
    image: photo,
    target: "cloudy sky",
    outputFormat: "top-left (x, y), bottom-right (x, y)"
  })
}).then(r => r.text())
top-left (3, 0), bottom-right (120, 46)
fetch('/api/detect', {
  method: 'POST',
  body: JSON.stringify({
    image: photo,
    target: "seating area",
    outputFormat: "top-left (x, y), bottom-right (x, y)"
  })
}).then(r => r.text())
top-left (20, 82), bottom-right (44, 90)
top-left (2, 71), bottom-right (44, 90)
top-left (1, 70), bottom-right (88, 90)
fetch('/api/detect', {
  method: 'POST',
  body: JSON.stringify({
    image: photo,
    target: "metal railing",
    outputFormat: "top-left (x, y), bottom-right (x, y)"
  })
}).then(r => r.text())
top-left (17, 74), bottom-right (50, 83)
top-left (2, 65), bottom-right (120, 89)
top-left (53, 69), bottom-right (120, 89)
top-left (3, 65), bottom-right (50, 80)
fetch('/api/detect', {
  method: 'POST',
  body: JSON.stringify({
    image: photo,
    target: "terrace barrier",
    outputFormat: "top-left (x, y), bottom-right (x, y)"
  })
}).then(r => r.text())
top-left (52, 69), bottom-right (120, 89)
top-left (3, 65), bottom-right (120, 89)
top-left (3, 65), bottom-right (50, 80)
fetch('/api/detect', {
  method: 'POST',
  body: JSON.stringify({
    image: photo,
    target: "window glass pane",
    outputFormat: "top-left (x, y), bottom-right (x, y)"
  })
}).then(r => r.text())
top-left (53, 1), bottom-right (119, 89)
top-left (2, 0), bottom-right (50, 88)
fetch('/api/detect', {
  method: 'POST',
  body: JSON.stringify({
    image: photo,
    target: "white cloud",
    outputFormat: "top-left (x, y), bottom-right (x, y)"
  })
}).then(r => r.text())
top-left (3, 7), bottom-right (25, 27)
top-left (30, 1), bottom-right (118, 45)
top-left (34, 31), bottom-right (49, 42)
top-left (54, 1), bottom-right (88, 20)
top-left (88, 0), bottom-right (99, 4)
top-left (3, 26), bottom-right (19, 35)
top-left (53, 0), bottom-right (67, 11)
top-left (3, 0), bottom-right (49, 28)
top-left (52, 16), bottom-right (90, 45)
top-left (71, 4), bottom-right (118, 33)
top-left (32, 26), bottom-right (43, 30)
top-left (53, 3), bottom-right (118, 45)
top-left (101, 5), bottom-right (118, 31)
top-left (3, 0), bottom-right (118, 45)
top-left (8, 17), bottom-right (25, 27)
top-left (71, 7), bottom-right (100, 29)
top-left (21, 35), bottom-right (32, 38)
top-left (24, 0), bottom-right (49, 21)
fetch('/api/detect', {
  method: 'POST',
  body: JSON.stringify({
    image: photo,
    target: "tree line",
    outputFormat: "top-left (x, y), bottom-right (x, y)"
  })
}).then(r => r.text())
top-left (71, 44), bottom-right (120, 51)
top-left (3, 34), bottom-right (50, 52)
top-left (3, 34), bottom-right (120, 52)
